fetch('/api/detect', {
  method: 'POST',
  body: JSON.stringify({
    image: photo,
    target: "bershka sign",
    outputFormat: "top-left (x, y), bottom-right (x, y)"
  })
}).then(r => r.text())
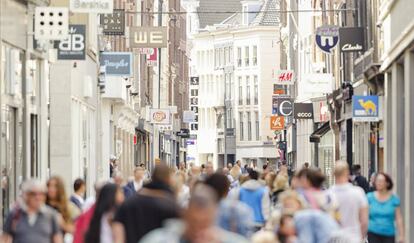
top-left (294, 103), bottom-right (314, 120)
top-left (70, 0), bottom-right (113, 14)
top-left (101, 9), bottom-right (125, 35)
top-left (130, 27), bottom-right (168, 48)
top-left (100, 52), bottom-right (133, 76)
top-left (55, 25), bottom-right (86, 60)
top-left (339, 27), bottom-right (365, 52)
top-left (315, 25), bottom-right (339, 54)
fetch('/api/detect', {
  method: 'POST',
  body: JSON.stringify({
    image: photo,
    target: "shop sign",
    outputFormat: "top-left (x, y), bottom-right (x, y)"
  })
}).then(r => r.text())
top-left (294, 103), bottom-right (314, 120)
top-left (270, 116), bottom-right (285, 130)
top-left (55, 25), bottom-right (86, 60)
top-left (183, 111), bottom-right (195, 123)
top-left (315, 25), bottom-right (339, 54)
top-left (100, 52), bottom-right (133, 76)
top-left (147, 48), bottom-right (158, 66)
top-left (158, 125), bottom-right (172, 131)
top-left (101, 9), bottom-right (125, 35)
top-left (70, 0), bottom-right (113, 13)
top-left (34, 7), bottom-right (69, 41)
top-left (352, 95), bottom-right (379, 122)
top-left (190, 77), bottom-right (200, 86)
top-left (313, 101), bottom-right (330, 123)
top-left (150, 109), bottom-right (171, 124)
top-left (186, 140), bottom-right (196, 145)
top-left (177, 129), bottom-right (190, 138)
top-left (339, 27), bottom-right (365, 52)
top-left (274, 70), bottom-right (295, 85)
top-left (273, 96), bottom-right (293, 116)
top-left (130, 27), bottom-right (168, 48)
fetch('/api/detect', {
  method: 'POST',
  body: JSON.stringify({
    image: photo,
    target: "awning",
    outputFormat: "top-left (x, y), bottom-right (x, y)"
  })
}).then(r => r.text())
top-left (310, 122), bottom-right (331, 143)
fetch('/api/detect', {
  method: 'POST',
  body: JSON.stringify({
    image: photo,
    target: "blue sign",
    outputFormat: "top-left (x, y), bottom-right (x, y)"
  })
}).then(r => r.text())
top-left (352, 96), bottom-right (379, 122)
top-left (100, 52), bottom-right (133, 76)
top-left (315, 25), bottom-right (339, 54)
top-left (186, 139), bottom-right (196, 145)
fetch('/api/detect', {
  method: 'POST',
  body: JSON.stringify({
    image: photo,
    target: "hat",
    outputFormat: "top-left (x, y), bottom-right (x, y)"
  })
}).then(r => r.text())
top-left (110, 155), bottom-right (117, 161)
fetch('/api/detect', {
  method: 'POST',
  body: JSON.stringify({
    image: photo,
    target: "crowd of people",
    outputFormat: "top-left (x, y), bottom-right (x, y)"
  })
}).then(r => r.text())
top-left (0, 159), bottom-right (405, 243)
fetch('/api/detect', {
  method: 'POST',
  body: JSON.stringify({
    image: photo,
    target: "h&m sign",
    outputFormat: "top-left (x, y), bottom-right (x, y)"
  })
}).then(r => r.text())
top-left (129, 27), bottom-right (168, 48)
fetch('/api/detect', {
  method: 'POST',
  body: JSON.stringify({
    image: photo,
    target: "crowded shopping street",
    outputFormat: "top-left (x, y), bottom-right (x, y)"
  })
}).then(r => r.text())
top-left (1, 0), bottom-right (414, 242)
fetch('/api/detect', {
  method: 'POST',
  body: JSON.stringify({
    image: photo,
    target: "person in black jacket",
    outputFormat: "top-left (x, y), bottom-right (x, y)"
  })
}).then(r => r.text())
top-left (351, 164), bottom-right (370, 193)
top-left (112, 164), bottom-right (179, 243)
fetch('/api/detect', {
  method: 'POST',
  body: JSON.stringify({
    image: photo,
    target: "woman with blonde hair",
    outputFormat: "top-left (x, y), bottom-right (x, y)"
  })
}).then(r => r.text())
top-left (46, 176), bottom-right (80, 235)
top-left (271, 175), bottom-right (289, 208)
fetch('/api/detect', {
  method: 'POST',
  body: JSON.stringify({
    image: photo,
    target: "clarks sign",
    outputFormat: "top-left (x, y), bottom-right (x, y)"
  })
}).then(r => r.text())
top-left (339, 27), bottom-right (364, 53)
top-left (129, 27), bottom-right (168, 48)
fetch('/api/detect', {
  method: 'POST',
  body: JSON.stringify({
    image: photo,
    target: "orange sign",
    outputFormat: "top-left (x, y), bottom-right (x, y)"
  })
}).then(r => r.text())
top-left (270, 116), bottom-right (285, 130)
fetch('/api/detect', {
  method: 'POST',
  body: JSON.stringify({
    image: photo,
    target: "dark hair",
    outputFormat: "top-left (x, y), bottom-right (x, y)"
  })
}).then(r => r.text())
top-left (263, 164), bottom-right (268, 170)
top-left (204, 173), bottom-right (230, 200)
top-left (248, 170), bottom-right (259, 180)
top-left (73, 178), bottom-right (85, 192)
top-left (376, 172), bottom-right (394, 191)
top-left (201, 164), bottom-right (205, 169)
top-left (152, 164), bottom-right (173, 184)
top-left (298, 168), bottom-right (325, 188)
top-left (351, 164), bottom-right (361, 174)
top-left (84, 183), bottom-right (119, 243)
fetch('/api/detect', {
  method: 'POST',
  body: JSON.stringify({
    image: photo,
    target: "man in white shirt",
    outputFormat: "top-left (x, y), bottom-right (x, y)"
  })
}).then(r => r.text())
top-left (330, 161), bottom-right (368, 243)
top-left (70, 178), bottom-right (85, 210)
top-left (126, 167), bottom-right (145, 194)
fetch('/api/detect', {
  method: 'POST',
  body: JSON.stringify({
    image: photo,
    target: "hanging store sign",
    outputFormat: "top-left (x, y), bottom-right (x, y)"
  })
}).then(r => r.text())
top-left (294, 103), bottom-right (314, 120)
top-left (274, 70), bottom-right (295, 85)
top-left (315, 25), bottom-right (339, 54)
top-left (35, 7), bottom-right (69, 41)
top-left (339, 27), bottom-right (365, 52)
top-left (273, 96), bottom-right (293, 116)
top-left (352, 95), bottom-right (379, 122)
top-left (129, 27), bottom-right (168, 48)
top-left (177, 129), bottom-right (190, 138)
top-left (150, 109), bottom-right (171, 124)
top-left (70, 0), bottom-right (113, 14)
top-left (183, 111), bottom-right (196, 123)
top-left (270, 116), bottom-right (285, 131)
top-left (54, 25), bottom-right (86, 60)
top-left (190, 77), bottom-right (200, 86)
top-left (147, 48), bottom-right (158, 66)
top-left (101, 9), bottom-right (125, 35)
top-left (100, 52), bottom-right (133, 76)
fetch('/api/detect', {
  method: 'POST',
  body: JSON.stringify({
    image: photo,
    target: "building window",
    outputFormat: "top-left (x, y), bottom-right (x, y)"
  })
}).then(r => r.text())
top-left (254, 75), bottom-right (258, 105)
top-left (215, 49), bottom-right (219, 68)
top-left (224, 47), bottom-right (228, 66)
top-left (237, 47), bottom-right (242, 67)
top-left (246, 76), bottom-right (250, 105)
top-left (238, 77), bottom-right (243, 105)
top-left (245, 46), bottom-right (249, 66)
top-left (239, 112), bottom-right (244, 141)
top-left (229, 46), bottom-right (233, 64)
top-left (255, 112), bottom-right (260, 140)
top-left (253, 46), bottom-right (257, 66)
top-left (227, 108), bottom-right (233, 128)
top-left (220, 48), bottom-right (224, 67)
top-left (247, 112), bottom-right (252, 141)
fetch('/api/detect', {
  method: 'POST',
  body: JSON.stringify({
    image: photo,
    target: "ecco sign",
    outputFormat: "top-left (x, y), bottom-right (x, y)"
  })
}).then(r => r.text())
top-left (54, 25), bottom-right (86, 60)
top-left (339, 27), bottom-right (365, 53)
top-left (129, 27), bottom-right (167, 48)
top-left (294, 103), bottom-right (314, 120)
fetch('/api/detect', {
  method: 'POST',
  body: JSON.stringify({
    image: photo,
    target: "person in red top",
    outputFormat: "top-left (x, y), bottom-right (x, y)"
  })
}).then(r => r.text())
top-left (73, 205), bottom-right (95, 243)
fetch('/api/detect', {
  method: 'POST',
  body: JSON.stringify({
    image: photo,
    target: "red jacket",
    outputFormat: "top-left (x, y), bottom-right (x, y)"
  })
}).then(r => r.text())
top-left (73, 205), bottom-right (95, 243)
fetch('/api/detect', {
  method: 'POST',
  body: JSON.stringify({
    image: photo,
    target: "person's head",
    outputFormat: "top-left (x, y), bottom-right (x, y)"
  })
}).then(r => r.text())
top-left (179, 162), bottom-right (186, 170)
top-left (205, 162), bottom-right (214, 175)
top-left (47, 176), bottom-right (71, 222)
top-left (139, 163), bottom-right (146, 169)
top-left (204, 173), bottom-right (230, 200)
top-left (248, 169), bottom-right (259, 180)
top-left (303, 162), bottom-right (310, 169)
top-left (374, 172), bottom-right (393, 192)
top-left (265, 172), bottom-right (277, 190)
top-left (110, 155), bottom-right (117, 164)
top-left (273, 175), bottom-right (288, 192)
top-left (351, 164), bottom-right (362, 175)
top-left (112, 171), bottom-right (124, 186)
top-left (278, 214), bottom-right (296, 238)
top-left (236, 160), bottom-right (242, 167)
top-left (73, 178), bottom-right (86, 196)
top-left (263, 164), bottom-right (268, 171)
top-left (133, 167), bottom-right (145, 182)
top-left (279, 190), bottom-right (304, 213)
top-left (369, 172), bottom-right (377, 186)
top-left (297, 168), bottom-right (325, 189)
top-left (152, 164), bottom-right (175, 186)
top-left (227, 163), bottom-right (233, 169)
top-left (85, 183), bottom-right (124, 243)
top-left (22, 179), bottom-right (47, 211)
top-left (222, 167), bottom-right (229, 176)
top-left (190, 165), bottom-right (201, 177)
top-left (183, 184), bottom-right (218, 240)
top-left (334, 160), bottom-right (350, 183)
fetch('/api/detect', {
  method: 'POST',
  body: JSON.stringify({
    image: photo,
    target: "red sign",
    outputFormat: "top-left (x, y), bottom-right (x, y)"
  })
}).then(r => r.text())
top-left (133, 135), bottom-right (137, 145)
top-left (147, 48), bottom-right (157, 66)
top-left (270, 116), bottom-right (285, 130)
top-left (274, 70), bottom-right (295, 85)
